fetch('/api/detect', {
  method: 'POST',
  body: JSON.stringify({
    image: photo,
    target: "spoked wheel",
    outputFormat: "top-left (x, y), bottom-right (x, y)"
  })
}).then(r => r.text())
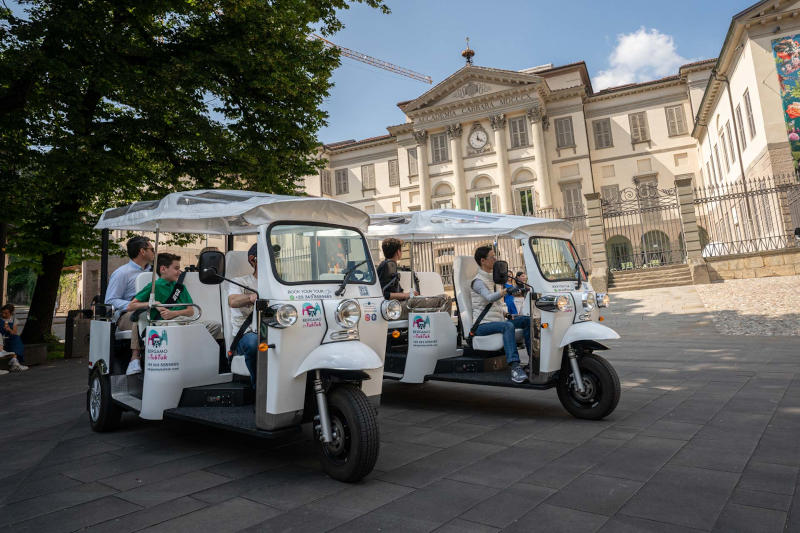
top-left (88, 371), bottom-right (122, 432)
top-left (556, 352), bottom-right (621, 420)
top-left (316, 384), bottom-right (379, 483)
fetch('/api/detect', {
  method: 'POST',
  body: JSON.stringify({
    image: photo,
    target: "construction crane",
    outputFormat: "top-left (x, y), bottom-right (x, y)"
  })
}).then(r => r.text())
top-left (311, 34), bottom-right (432, 84)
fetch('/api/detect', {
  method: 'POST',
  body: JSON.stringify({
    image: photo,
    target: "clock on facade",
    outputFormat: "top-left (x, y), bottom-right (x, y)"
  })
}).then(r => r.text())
top-left (468, 126), bottom-right (488, 150)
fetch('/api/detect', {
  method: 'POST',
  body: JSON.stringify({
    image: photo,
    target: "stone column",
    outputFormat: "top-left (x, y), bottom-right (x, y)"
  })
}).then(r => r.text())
top-left (491, 114), bottom-right (513, 214)
top-left (675, 176), bottom-right (710, 284)
top-left (413, 130), bottom-right (432, 210)
top-left (528, 106), bottom-right (553, 208)
top-left (447, 124), bottom-right (467, 209)
top-left (584, 192), bottom-right (608, 291)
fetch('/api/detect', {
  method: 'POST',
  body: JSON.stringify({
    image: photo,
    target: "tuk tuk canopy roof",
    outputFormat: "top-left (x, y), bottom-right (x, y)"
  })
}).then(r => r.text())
top-left (94, 190), bottom-right (371, 234)
top-left (366, 209), bottom-right (573, 241)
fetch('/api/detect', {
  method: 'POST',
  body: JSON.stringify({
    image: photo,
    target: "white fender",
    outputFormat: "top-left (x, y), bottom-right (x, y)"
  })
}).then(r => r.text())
top-left (294, 341), bottom-right (383, 377)
top-left (559, 321), bottom-right (620, 347)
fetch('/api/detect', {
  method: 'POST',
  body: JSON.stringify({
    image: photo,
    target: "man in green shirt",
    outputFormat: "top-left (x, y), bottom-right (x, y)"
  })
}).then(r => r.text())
top-left (125, 252), bottom-right (221, 374)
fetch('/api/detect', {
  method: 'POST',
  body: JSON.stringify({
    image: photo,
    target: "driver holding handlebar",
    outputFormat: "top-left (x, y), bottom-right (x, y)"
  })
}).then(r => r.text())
top-left (376, 238), bottom-right (418, 320)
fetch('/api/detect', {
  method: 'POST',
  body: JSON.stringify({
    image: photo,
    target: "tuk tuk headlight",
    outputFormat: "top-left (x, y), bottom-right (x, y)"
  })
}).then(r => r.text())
top-left (269, 304), bottom-right (297, 328)
top-left (381, 300), bottom-right (402, 321)
top-left (535, 294), bottom-right (571, 313)
top-left (336, 299), bottom-right (361, 328)
top-left (597, 292), bottom-right (610, 308)
top-left (582, 292), bottom-right (596, 312)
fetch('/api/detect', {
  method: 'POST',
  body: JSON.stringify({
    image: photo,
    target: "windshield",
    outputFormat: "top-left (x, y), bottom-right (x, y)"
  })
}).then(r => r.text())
top-left (268, 223), bottom-right (376, 285)
top-left (529, 237), bottom-right (587, 282)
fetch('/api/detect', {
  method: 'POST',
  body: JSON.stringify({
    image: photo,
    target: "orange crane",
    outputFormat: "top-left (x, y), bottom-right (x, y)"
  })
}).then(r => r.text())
top-left (311, 34), bottom-right (432, 84)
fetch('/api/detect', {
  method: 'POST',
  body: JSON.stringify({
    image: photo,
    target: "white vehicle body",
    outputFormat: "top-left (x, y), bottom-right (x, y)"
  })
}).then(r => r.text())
top-left (88, 190), bottom-right (388, 481)
top-left (367, 209), bottom-right (621, 419)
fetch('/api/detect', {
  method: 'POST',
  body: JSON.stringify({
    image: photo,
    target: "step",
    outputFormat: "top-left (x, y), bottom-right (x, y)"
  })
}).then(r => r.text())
top-left (608, 279), bottom-right (695, 292)
top-left (609, 266), bottom-right (690, 280)
top-left (610, 272), bottom-right (693, 284)
top-left (178, 381), bottom-right (254, 407)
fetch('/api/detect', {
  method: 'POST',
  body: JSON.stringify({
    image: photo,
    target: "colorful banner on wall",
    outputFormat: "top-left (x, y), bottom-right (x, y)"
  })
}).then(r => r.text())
top-left (772, 34), bottom-right (800, 163)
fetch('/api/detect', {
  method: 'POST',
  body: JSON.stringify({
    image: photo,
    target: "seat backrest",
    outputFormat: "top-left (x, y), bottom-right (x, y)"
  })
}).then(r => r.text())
top-left (453, 256), bottom-right (478, 332)
top-left (416, 272), bottom-right (445, 295)
top-left (398, 271), bottom-right (412, 293)
top-left (222, 251), bottom-right (255, 348)
top-left (135, 272), bottom-right (152, 292)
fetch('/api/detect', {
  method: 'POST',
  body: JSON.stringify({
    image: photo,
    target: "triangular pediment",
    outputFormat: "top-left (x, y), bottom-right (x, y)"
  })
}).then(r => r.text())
top-left (401, 65), bottom-right (546, 114)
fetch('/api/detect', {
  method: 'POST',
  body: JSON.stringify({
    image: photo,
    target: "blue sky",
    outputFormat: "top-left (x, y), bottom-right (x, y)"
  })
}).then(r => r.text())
top-left (318, 0), bottom-right (756, 144)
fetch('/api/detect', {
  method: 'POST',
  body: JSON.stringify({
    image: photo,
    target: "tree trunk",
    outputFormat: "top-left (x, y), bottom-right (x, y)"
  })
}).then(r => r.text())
top-left (20, 251), bottom-right (66, 344)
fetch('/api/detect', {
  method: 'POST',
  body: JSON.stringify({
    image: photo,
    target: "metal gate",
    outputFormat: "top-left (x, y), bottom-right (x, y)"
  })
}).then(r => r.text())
top-left (601, 185), bottom-right (686, 271)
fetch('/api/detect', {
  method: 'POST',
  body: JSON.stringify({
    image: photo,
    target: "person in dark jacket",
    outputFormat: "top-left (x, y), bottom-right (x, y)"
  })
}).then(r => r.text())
top-left (376, 238), bottom-right (418, 319)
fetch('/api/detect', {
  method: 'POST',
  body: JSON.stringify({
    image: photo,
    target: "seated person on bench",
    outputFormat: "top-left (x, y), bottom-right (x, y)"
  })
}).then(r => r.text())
top-left (124, 252), bottom-right (222, 375)
top-left (470, 246), bottom-right (531, 384)
top-left (376, 238), bottom-right (418, 320)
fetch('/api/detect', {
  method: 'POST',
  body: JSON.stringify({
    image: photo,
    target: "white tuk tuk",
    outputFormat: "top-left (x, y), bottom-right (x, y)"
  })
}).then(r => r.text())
top-left (367, 209), bottom-right (622, 420)
top-left (88, 190), bottom-right (398, 482)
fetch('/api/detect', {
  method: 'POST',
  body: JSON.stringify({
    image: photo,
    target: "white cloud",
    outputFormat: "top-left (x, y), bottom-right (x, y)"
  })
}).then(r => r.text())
top-left (594, 28), bottom-right (690, 90)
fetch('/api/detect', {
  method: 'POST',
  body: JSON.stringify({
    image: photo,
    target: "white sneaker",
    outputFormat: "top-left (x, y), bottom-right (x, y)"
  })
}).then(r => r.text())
top-left (126, 358), bottom-right (142, 375)
top-left (9, 358), bottom-right (28, 372)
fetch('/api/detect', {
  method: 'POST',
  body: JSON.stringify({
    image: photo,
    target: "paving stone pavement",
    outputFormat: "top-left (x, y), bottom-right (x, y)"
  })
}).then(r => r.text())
top-left (1, 286), bottom-right (799, 532)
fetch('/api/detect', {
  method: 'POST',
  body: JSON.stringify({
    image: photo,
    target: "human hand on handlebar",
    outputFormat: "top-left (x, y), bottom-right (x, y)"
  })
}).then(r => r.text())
top-left (156, 307), bottom-right (180, 320)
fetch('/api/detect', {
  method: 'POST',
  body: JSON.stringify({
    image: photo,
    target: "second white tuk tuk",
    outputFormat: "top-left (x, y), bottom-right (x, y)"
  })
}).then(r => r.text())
top-left (88, 190), bottom-right (400, 482)
top-left (367, 209), bottom-right (622, 420)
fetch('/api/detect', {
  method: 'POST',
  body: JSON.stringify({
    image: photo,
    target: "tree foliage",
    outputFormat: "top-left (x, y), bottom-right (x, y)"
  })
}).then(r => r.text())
top-left (1, 0), bottom-right (388, 342)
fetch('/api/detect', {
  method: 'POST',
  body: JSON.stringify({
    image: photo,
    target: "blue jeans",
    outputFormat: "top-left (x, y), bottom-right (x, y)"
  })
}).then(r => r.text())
top-left (474, 316), bottom-right (531, 365)
top-left (237, 332), bottom-right (259, 389)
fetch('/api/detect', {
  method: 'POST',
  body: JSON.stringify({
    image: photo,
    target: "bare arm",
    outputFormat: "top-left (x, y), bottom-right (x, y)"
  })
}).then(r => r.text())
top-left (228, 292), bottom-right (256, 308)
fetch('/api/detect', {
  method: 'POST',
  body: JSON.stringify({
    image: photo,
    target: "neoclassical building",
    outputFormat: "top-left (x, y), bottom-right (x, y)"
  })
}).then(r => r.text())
top-left (303, 0), bottom-right (800, 215)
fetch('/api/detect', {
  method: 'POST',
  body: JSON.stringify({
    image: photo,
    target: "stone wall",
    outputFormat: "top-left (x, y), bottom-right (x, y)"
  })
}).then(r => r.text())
top-left (705, 248), bottom-right (800, 281)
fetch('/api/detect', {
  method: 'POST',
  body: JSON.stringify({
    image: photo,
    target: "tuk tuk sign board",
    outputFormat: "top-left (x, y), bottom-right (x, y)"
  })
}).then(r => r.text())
top-left (411, 314), bottom-right (437, 347)
top-left (146, 329), bottom-right (178, 371)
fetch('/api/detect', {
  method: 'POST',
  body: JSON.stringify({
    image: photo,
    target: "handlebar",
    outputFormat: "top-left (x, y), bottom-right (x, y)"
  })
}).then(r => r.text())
top-left (146, 302), bottom-right (204, 325)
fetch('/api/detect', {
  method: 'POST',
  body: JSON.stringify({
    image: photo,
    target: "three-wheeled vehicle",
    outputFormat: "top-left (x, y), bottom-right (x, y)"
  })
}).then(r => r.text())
top-left (367, 209), bottom-right (622, 420)
top-left (88, 190), bottom-right (401, 482)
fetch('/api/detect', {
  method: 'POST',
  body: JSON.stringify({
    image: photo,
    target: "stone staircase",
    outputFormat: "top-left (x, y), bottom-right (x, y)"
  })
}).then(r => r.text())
top-left (607, 263), bottom-right (693, 292)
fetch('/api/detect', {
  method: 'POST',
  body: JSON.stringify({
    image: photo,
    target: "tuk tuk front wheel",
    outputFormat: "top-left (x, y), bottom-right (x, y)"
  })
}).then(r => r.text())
top-left (89, 370), bottom-right (122, 432)
top-left (316, 384), bottom-right (379, 483)
top-left (556, 352), bottom-right (620, 420)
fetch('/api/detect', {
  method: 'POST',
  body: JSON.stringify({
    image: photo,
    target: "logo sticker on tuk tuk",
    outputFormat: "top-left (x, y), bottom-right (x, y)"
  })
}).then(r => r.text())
top-left (359, 285), bottom-right (369, 296)
top-left (301, 302), bottom-right (322, 327)
top-left (146, 329), bottom-right (175, 369)
top-left (411, 315), bottom-right (437, 346)
top-left (148, 329), bottom-right (168, 348)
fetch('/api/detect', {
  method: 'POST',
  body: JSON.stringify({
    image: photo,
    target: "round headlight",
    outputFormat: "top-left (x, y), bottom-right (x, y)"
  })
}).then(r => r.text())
top-left (556, 295), bottom-right (570, 312)
top-left (582, 292), bottom-right (596, 312)
top-left (270, 304), bottom-right (297, 327)
top-left (381, 300), bottom-right (402, 321)
top-left (597, 292), bottom-right (610, 308)
top-left (336, 299), bottom-right (361, 328)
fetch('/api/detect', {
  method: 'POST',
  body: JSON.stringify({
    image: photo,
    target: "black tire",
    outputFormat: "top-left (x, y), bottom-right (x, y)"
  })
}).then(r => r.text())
top-left (88, 370), bottom-right (122, 432)
top-left (556, 351), bottom-right (620, 420)
top-left (316, 384), bottom-right (379, 483)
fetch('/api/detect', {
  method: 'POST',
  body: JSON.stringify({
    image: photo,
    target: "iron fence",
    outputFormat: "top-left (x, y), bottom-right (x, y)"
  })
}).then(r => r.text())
top-left (693, 175), bottom-right (800, 257)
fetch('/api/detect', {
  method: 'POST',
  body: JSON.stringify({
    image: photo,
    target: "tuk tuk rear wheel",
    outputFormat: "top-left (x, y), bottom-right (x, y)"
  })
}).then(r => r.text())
top-left (556, 352), bottom-right (620, 420)
top-left (316, 384), bottom-right (379, 483)
top-left (89, 370), bottom-right (122, 432)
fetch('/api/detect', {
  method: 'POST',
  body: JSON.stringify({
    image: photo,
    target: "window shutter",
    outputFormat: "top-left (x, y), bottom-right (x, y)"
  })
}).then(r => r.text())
top-left (491, 194), bottom-right (499, 213)
top-left (512, 189), bottom-right (522, 215)
top-left (408, 148), bottom-right (418, 176)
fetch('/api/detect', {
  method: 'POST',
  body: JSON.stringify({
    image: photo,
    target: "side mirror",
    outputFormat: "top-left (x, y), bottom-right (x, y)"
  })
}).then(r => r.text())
top-left (493, 259), bottom-right (509, 285)
top-left (795, 227), bottom-right (800, 241)
top-left (198, 250), bottom-right (226, 285)
top-left (384, 260), bottom-right (398, 277)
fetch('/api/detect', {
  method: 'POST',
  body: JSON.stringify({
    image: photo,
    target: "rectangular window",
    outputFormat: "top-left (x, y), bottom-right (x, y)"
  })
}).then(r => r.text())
top-left (436, 246), bottom-right (455, 257)
top-left (561, 182), bottom-right (583, 217)
top-left (518, 188), bottom-right (535, 216)
top-left (592, 118), bottom-right (613, 149)
top-left (430, 133), bottom-right (449, 163)
top-left (438, 264), bottom-right (453, 287)
top-left (434, 199), bottom-right (453, 209)
top-left (725, 121), bottom-right (736, 164)
top-left (720, 131), bottom-right (730, 172)
top-left (735, 104), bottom-right (747, 150)
top-left (601, 184), bottom-right (620, 212)
top-left (673, 153), bottom-right (688, 167)
top-left (629, 112), bottom-right (650, 143)
top-left (714, 145), bottom-right (723, 181)
top-left (320, 170), bottom-right (332, 196)
top-left (554, 117), bottom-right (575, 148)
top-left (407, 148), bottom-right (418, 177)
top-left (388, 159), bottom-right (399, 186)
top-left (665, 104), bottom-right (688, 136)
top-left (743, 89), bottom-right (756, 139)
top-left (361, 164), bottom-right (375, 191)
top-left (601, 164), bottom-right (615, 178)
top-left (706, 162), bottom-right (713, 185)
top-left (474, 194), bottom-right (493, 213)
top-left (392, 201), bottom-right (401, 213)
top-left (509, 116), bottom-right (529, 148)
top-left (335, 169), bottom-right (348, 195)
top-left (637, 158), bottom-right (652, 173)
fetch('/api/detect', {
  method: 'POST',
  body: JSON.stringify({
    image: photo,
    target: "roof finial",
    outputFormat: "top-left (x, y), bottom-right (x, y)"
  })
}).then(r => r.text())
top-left (461, 36), bottom-right (474, 66)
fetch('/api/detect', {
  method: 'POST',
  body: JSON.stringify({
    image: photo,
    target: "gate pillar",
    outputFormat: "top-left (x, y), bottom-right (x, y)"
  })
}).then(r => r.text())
top-left (584, 192), bottom-right (608, 291)
top-left (675, 177), bottom-right (710, 284)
